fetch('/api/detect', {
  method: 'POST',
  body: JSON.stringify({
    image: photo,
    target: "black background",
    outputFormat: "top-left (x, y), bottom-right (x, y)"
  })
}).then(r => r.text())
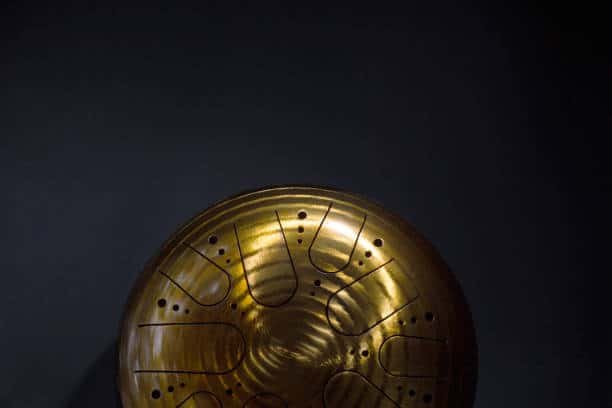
top-left (0, 2), bottom-right (608, 407)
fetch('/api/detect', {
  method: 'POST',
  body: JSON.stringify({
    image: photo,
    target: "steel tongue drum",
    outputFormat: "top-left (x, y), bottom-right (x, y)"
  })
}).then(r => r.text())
top-left (119, 186), bottom-right (477, 407)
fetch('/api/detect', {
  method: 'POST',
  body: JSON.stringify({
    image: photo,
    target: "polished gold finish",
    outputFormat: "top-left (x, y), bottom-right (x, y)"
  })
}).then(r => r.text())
top-left (119, 187), bottom-right (477, 407)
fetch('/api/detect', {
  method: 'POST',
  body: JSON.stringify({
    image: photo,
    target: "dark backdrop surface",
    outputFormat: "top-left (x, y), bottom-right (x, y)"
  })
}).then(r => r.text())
top-left (0, 2), bottom-right (608, 407)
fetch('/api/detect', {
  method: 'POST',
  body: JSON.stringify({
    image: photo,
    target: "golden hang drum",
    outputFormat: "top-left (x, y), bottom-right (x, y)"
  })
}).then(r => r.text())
top-left (118, 186), bottom-right (477, 407)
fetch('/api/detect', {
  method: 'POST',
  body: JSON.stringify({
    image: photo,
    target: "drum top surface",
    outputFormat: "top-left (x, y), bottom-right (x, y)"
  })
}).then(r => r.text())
top-left (119, 186), bottom-right (477, 407)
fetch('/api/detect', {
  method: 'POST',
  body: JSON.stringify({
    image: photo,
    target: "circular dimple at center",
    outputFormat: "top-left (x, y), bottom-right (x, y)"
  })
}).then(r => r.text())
top-left (243, 301), bottom-right (341, 403)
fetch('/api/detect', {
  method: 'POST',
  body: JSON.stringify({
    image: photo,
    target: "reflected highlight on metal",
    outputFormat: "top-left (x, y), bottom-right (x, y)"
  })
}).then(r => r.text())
top-left (119, 186), bottom-right (477, 407)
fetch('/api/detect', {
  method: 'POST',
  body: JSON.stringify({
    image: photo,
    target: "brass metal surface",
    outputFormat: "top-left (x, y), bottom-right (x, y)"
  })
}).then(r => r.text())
top-left (119, 187), bottom-right (477, 407)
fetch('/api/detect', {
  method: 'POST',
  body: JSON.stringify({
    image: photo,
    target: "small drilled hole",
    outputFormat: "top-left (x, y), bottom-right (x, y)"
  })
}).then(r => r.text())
top-left (423, 394), bottom-right (433, 403)
top-left (172, 304), bottom-right (179, 311)
top-left (397, 385), bottom-right (403, 391)
top-left (358, 260), bottom-right (363, 266)
top-left (184, 309), bottom-right (190, 314)
top-left (298, 226), bottom-right (304, 233)
top-left (373, 238), bottom-right (383, 247)
top-left (297, 238), bottom-right (303, 244)
top-left (425, 312), bottom-right (434, 321)
top-left (167, 385), bottom-right (174, 392)
top-left (225, 388), bottom-right (233, 396)
top-left (208, 235), bottom-right (218, 244)
top-left (218, 248), bottom-right (225, 255)
top-left (226, 258), bottom-right (231, 263)
top-left (298, 211), bottom-right (307, 219)
top-left (410, 316), bottom-right (417, 324)
top-left (365, 250), bottom-right (372, 258)
top-left (361, 350), bottom-right (369, 357)
top-left (157, 299), bottom-right (166, 307)
top-left (314, 279), bottom-right (321, 287)
top-left (408, 389), bottom-right (416, 397)
top-left (349, 349), bottom-right (355, 355)
top-left (241, 311), bottom-right (245, 317)
top-left (230, 303), bottom-right (237, 310)
top-left (399, 319), bottom-right (405, 326)
top-left (180, 383), bottom-right (185, 388)
top-left (151, 390), bottom-right (161, 399)
top-left (236, 382), bottom-right (242, 387)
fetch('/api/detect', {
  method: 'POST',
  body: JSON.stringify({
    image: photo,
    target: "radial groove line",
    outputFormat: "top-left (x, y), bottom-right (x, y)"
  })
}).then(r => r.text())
top-left (307, 202), bottom-right (332, 270)
top-left (275, 209), bottom-right (299, 299)
top-left (323, 370), bottom-right (399, 408)
top-left (138, 321), bottom-right (240, 328)
top-left (345, 213), bottom-right (367, 268)
top-left (233, 222), bottom-right (268, 308)
top-left (234, 219), bottom-right (297, 307)
top-left (134, 321), bottom-right (245, 375)
top-left (308, 202), bottom-right (368, 273)
top-left (233, 223), bottom-right (251, 300)
top-left (324, 258), bottom-right (423, 336)
top-left (378, 335), bottom-right (449, 378)
top-left (184, 242), bottom-right (232, 277)
top-left (158, 269), bottom-right (229, 307)
top-left (134, 369), bottom-right (235, 374)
